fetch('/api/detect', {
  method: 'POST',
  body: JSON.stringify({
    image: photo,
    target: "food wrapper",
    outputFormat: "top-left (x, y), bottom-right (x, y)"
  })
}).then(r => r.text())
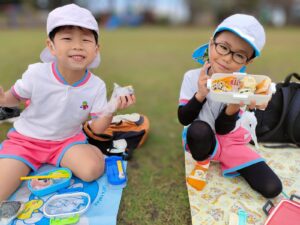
top-left (97, 83), bottom-right (134, 116)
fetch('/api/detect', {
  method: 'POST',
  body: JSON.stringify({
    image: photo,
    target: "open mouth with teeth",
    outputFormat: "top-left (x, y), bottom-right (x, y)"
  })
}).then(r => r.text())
top-left (70, 55), bottom-right (85, 62)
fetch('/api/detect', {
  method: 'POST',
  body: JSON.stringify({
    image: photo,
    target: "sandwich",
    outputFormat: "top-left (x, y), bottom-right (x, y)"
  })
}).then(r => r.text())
top-left (239, 76), bottom-right (257, 94)
top-left (255, 77), bottom-right (271, 95)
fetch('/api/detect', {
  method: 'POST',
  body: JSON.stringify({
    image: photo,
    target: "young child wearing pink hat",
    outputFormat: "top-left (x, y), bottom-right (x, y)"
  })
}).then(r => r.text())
top-left (0, 4), bottom-right (135, 200)
top-left (179, 14), bottom-right (282, 198)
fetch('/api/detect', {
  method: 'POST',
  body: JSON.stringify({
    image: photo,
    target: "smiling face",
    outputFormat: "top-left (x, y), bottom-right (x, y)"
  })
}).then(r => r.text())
top-left (47, 26), bottom-right (98, 75)
top-left (208, 31), bottom-right (254, 75)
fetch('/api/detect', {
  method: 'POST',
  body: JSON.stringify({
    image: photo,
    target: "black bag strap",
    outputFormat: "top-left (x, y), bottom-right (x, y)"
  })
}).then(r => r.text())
top-left (259, 86), bottom-right (291, 141)
top-left (283, 73), bottom-right (300, 84)
top-left (286, 89), bottom-right (300, 146)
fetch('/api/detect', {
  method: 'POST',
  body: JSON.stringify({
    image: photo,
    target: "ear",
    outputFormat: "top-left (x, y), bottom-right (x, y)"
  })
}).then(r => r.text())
top-left (46, 38), bottom-right (56, 56)
top-left (94, 44), bottom-right (100, 57)
top-left (245, 58), bottom-right (254, 66)
top-left (209, 37), bottom-right (213, 46)
top-left (95, 44), bottom-right (100, 52)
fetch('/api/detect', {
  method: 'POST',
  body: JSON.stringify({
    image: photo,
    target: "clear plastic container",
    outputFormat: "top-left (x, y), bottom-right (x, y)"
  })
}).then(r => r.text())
top-left (43, 192), bottom-right (90, 218)
top-left (207, 72), bottom-right (276, 105)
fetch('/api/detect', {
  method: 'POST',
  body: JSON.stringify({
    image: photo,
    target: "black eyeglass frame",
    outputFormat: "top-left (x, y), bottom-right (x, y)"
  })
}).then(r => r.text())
top-left (212, 41), bottom-right (251, 64)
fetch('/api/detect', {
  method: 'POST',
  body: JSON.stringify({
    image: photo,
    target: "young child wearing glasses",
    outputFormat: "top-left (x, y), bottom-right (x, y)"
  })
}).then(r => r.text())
top-left (178, 14), bottom-right (282, 198)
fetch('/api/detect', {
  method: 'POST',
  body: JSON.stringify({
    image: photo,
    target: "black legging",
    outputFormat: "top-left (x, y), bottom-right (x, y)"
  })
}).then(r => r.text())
top-left (186, 120), bottom-right (282, 198)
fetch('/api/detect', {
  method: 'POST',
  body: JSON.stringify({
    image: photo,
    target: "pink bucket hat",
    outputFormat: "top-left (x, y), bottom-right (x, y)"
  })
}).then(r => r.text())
top-left (40, 4), bottom-right (100, 68)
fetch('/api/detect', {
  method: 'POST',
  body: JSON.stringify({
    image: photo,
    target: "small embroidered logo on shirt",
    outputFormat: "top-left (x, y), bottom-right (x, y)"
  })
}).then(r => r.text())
top-left (80, 101), bottom-right (89, 110)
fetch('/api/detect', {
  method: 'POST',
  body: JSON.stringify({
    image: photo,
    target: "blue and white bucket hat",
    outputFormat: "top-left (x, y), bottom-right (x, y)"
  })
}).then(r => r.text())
top-left (40, 4), bottom-right (101, 69)
top-left (192, 14), bottom-right (266, 66)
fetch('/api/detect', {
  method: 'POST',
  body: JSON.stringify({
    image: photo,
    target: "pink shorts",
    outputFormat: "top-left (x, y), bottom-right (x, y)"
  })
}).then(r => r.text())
top-left (182, 126), bottom-right (264, 177)
top-left (0, 129), bottom-right (87, 171)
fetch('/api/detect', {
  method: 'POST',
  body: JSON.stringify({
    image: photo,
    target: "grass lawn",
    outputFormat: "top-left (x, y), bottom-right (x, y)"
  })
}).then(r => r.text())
top-left (1, 26), bottom-right (300, 225)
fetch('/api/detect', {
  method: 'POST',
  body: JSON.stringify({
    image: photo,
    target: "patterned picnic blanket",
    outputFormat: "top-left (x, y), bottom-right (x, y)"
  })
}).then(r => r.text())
top-left (185, 145), bottom-right (300, 225)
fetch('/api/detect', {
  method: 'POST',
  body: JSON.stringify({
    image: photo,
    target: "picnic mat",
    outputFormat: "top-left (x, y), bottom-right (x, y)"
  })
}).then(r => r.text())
top-left (185, 145), bottom-right (300, 225)
top-left (8, 163), bottom-right (127, 225)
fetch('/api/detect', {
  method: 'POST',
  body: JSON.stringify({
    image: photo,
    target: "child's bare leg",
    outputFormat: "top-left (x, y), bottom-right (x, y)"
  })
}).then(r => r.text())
top-left (0, 158), bottom-right (31, 201)
top-left (60, 144), bottom-right (104, 182)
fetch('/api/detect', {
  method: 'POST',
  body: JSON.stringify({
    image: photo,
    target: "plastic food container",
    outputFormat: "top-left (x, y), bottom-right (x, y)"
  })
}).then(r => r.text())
top-left (207, 72), bottom-right (276, 105)
top-left (43, 192), bottom-right (90, 218)
top-left (28, 168), bottom-right (72, 197)
top-left (263, 195), bottom-right (300, 225)
top-left (105, 156), bottom-right (127, 187)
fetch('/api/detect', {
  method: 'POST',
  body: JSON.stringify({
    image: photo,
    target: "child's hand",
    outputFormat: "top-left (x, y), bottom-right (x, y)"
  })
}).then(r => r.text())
top-left (226, 100), bottom-right (268, 115)
top-left (196, 62), bottom-right (210, 102)
top-left (116, 94), bottom-right (136, 110)
top-left (226, 103), bottom-right (241, 115)
top-left (247, 100), bottom-right (268, 111)
top-left (227, 100), bottom-right (259, 115)
top-left (0, 86), bottom-right (5, 103)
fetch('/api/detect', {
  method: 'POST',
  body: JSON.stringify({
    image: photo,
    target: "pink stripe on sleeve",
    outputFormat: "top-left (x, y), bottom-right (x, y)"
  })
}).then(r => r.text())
top-left (179, 99), bottom-right (189, 105)
top-left (10, 86), bottom-right (28, 101)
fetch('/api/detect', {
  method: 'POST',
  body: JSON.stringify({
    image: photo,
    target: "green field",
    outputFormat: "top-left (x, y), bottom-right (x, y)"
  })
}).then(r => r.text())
top-left (1, 27), bottom-right (300, 225)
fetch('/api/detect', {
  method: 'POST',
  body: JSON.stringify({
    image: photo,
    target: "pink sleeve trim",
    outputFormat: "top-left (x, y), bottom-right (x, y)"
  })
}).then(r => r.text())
top-left (10, 86), bottom-right (28, 101)
top-left (90, 112), bottom-right (99, 119)
top-left (179, 99), bottom-right (189, 105)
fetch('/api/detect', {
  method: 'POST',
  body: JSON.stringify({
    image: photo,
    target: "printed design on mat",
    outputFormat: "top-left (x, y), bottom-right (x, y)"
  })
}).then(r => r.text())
top-left (185, 146), bottom-right (300, 225)
top-left (12, 177), bottom-right (100, 225)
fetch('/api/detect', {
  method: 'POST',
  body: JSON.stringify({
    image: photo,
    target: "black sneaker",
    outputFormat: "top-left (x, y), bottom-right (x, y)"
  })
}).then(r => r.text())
top-left (0, 107), bottom-right (21, 123)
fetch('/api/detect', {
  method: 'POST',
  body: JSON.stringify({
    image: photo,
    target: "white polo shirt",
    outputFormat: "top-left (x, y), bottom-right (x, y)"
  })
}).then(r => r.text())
top-left (179, 68), bottom-right (225, 132)
top-left (11, 62), bottom-right (107, 140)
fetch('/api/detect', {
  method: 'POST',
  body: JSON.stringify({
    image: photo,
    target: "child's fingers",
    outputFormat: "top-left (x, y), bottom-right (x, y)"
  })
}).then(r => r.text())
top-left (250, 100), bottom-right (256, 109)
top-left (118, 96), bottom-right (126, 109)
top-left (126, 94), bottom-right (136, 105)
top-left (226, 103), bottom-right (241, 115)
top-left (116, 95), bottom-right (136, 111)
top-left (120, 96), bottom-right (130, 109)
top-left (0, 86), bottom-right (5, 98)
top-left (256, 102), bottom-right (268, 111)
top-left (200, 61), bottom-right (211, 77)
top-left (130, 94), bottom-right (136, 104)
top-left (247, 100), bottom-right (256, 111)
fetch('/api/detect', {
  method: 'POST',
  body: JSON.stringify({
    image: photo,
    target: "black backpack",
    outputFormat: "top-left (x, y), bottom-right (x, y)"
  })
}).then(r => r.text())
top-left (255, 73), bottom-right (300, 146)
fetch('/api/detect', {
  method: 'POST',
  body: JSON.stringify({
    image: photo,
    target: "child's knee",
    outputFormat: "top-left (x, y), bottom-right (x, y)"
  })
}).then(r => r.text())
top-left (187, 121), bottom-right (215, 161)
top-left (259, 178), bottom-right (283, 198)
top-left (77, 160), bottom-right (105, 182)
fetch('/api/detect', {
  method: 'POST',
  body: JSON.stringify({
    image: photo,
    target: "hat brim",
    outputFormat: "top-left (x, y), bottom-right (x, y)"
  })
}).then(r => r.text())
top-left (47, 21), bottom-right (99, 35)
top-left (40, 48), bottom-right (101, 69)
top-left (192, 43), bottom-right (209, 65)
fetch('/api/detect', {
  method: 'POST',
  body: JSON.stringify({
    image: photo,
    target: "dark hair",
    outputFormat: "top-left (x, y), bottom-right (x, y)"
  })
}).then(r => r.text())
top-left (213, 31), bottom-right (255, 60)
top-left (49, 26), bottom-right (98, 44)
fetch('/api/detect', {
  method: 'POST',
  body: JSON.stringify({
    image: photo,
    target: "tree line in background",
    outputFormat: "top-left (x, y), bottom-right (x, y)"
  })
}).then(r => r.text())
top-left (0, 0), bottom-right (299, 27)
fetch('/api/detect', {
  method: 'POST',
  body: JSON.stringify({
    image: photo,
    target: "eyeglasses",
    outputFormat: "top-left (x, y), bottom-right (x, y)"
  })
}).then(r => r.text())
top-left (213, 42), bottom-right (250, 64)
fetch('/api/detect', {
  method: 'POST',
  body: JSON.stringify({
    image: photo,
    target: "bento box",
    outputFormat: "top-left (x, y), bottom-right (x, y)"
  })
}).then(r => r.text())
top-left (207, 72), bottom-right (276, 105)
top-left (263, 195), bottom-right (300, 225)
top-left (27, 168), bottom-right (72, 197)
